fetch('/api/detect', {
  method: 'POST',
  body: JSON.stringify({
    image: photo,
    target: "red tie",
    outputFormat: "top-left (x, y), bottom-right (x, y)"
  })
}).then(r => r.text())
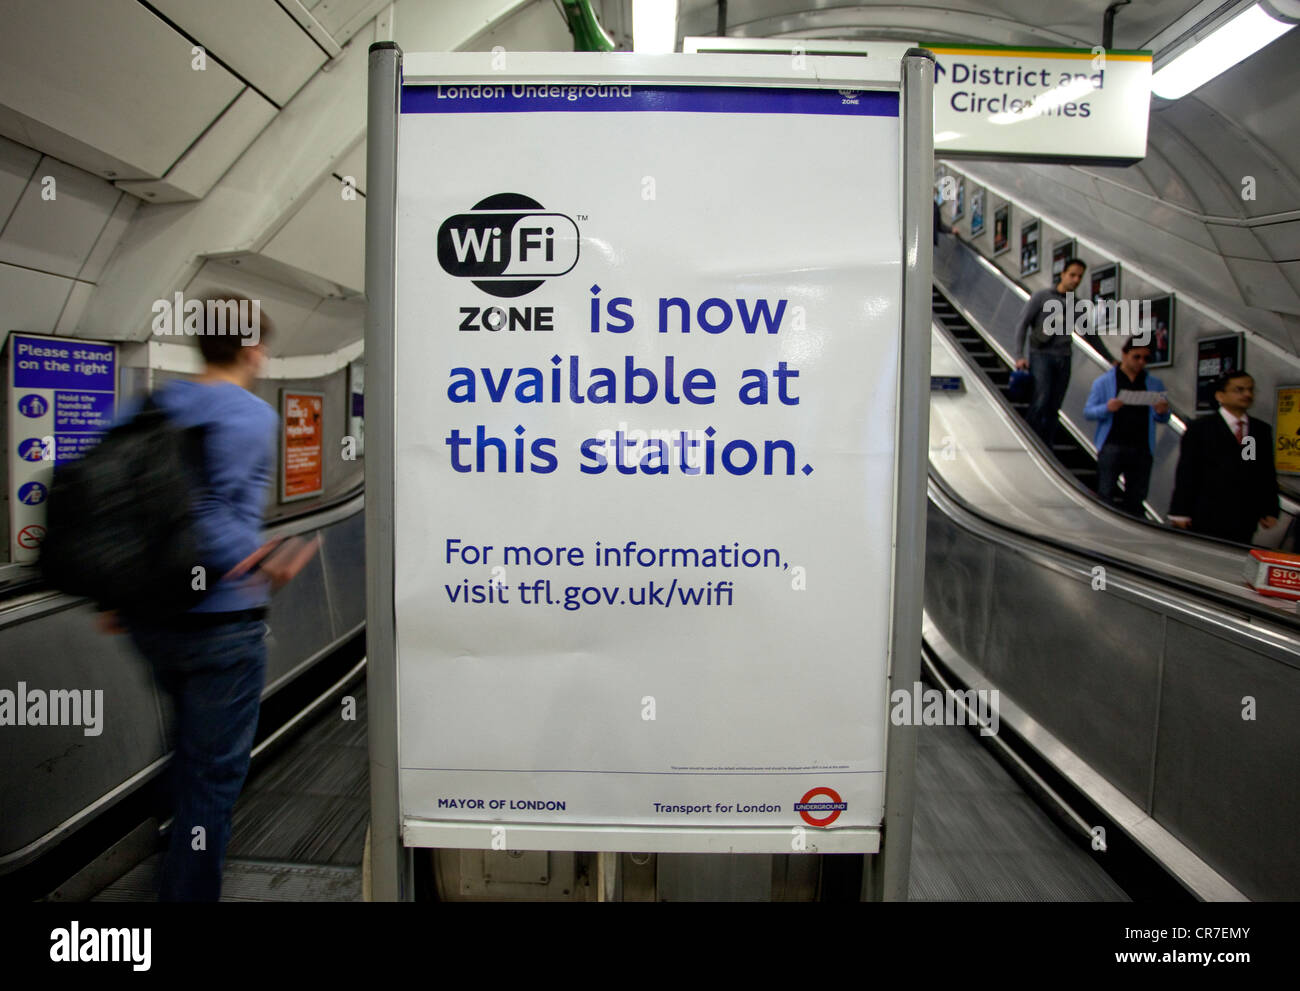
top-left (1234, 418), bottom-right (1245, 443)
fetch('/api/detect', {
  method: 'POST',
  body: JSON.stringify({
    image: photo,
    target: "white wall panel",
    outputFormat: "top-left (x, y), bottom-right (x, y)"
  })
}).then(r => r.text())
top-left (116, 89), bottom-right (278, 203)
top-left (185, 259), bottom-right (321, 354)
top-left (1131, 132), bottom-right (1205, 213)
top-left (260, 176), bottom-right (365, 293)
top-left (311, 0), bottom-right (394, 44)
top-left (149, 0), bottom-right (327, 106)
top-left (1207, 223), bottom-right (1272, 262)
top-left (54, 280), bottom-right (95, 335)
top-left (333, 140), bottom-right (366, 194)
top-left (467, 0), bottom-right (577, 50)
top-left (0, 0), bottom-right (244, 179)
top-left (1255, 220), bottom-right (1300, 263)
top-left (1191, 29), bottom-right (1300, 198)
top-left (284, 296), bottom-right (366, 358)
top-left (1226, 256), bottom-right (1300, 314)
top-left (77, 194), bottom-right (138, 284)
top-left (0, 136), bottom-right (40, 232)
top-left (0, 158), bottom-right (121, 279)
top-left (0, 263), bottom-right (73, 333)
top-left (1091, 178), bottom-right (1220, 253)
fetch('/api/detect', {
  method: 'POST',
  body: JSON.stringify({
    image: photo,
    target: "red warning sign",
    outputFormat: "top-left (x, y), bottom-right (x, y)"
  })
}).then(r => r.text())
top-left (794, 786), bottom-right (847, 827)
top-left (16, 524), bottom-right (46, 550)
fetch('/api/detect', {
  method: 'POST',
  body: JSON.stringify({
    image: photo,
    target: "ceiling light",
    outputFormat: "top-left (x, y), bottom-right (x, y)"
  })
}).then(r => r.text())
top-left (633, 0), bottom-right (679, 54)
top-left (1151, 3), bottom-right (1295, 99)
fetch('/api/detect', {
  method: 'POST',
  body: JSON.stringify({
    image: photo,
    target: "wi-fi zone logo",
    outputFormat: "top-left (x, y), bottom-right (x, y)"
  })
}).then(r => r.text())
top-left (437, 192), bottom-right (580, 298)
top-left (795, 786), bottom-right (847, 827)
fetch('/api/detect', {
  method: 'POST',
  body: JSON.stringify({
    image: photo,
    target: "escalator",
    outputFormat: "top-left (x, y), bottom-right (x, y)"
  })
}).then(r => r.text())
top-left (923, 274), bottom-right (1300, 901)
top-left (932, 286), bottom-right (1100, 494)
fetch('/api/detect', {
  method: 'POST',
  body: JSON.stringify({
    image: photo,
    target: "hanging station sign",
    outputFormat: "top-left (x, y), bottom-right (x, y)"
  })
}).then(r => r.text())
top-left (929, 44), bottom-right (1152, 164)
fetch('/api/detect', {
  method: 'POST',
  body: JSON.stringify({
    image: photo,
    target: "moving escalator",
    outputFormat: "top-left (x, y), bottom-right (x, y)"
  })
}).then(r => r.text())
top-left (923, 243), bottom-right (1300, 902)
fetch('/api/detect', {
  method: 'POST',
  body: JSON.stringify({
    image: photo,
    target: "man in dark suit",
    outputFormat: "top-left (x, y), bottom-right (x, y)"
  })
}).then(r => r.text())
top-left (1169, 370), bottom-right (1279, 543)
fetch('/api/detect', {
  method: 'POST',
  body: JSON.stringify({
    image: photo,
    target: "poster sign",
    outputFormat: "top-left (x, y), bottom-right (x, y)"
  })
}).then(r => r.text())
top-left (6, 332), bottom-right (116, 563)
top-left (1090, 262), bottom-right (1121, 332)
top-left (1196, 334), bottom-right (1244, 411)
top-left (1020, 219), bottom-right (1040, 276)
top-left (348, 360), bottom-right (365, 458)
top-left (389, 57), bottom-right (911, 853)
top-left (281, 390), bottom-right (324, 501)
top-left (992, 204), bottom-right (1009, 254)
top-left (970, 187), bottom-right (985, 236)
top-left (1147, 295), bottom-right (1174, 367)
top-left (1275, 386), bottom-right (1300, 476)
top-left (1051, 238), bottom-right (1076, 278)
top-left (930, 44), bottom-right (1152, 163)
top-left (953, 176), bottom-right (965, 221)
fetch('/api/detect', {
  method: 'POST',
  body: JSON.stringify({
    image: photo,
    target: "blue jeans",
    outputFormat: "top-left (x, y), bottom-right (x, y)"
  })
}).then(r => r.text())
top-left (1097, 444), bottom-right (1152, 517)
top-left (129, 617), bottom-right (267, 901)
top-left (1027, 350), bottom-right (1072, 446)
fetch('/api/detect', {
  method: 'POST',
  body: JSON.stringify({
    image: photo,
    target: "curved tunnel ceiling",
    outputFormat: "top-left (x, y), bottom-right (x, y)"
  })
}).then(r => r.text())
top-left (681, 0), bottom-right (1300, 353)
top-left (1, 0), bottom-right (1295, 361)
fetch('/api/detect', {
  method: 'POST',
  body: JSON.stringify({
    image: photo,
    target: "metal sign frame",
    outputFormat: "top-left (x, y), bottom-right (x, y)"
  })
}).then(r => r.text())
top-left (363, 43), bottom-right (932, 902)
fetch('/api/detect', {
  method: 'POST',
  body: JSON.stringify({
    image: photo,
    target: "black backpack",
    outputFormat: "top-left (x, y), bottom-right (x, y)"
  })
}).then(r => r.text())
top-left (39, 394), bottom-right (211, 621)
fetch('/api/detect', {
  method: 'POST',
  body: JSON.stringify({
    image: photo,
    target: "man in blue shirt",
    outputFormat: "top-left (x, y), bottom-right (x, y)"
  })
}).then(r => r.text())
top-left (117, 294), bottom-right (313, 900)
top-left (1083, 337), bottom-right (1171, 517)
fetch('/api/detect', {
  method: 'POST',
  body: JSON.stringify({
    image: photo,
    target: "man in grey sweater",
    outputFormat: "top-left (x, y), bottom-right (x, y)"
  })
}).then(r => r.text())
top-left (1014, 258), bottom-right (1086, 446)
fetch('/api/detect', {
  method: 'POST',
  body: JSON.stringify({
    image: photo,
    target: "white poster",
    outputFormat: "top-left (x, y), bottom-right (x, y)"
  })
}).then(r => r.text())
top-left (393, 77), bottom-right (902, 849)
top-left (931, 45), bottom-right (1151, 162)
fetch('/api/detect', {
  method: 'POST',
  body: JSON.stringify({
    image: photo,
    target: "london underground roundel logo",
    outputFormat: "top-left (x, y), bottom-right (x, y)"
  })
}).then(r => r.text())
top-left (795, 787), bottom-right (847, 827)
top-left (436, 192), bottom-right (580, 298)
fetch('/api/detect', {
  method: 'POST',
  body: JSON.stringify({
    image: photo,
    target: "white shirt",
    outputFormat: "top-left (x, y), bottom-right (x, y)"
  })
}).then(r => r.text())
top-left (1219, 407), bottom-right (1248, 440)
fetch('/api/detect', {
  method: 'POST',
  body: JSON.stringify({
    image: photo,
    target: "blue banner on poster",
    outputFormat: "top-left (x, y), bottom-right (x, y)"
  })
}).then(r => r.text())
top-left (11, 337), bottom-right (115, 391)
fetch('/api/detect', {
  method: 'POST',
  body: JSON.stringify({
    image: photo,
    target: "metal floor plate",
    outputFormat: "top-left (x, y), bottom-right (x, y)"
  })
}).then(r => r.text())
top-left (93, 854), bottom-right (361, 902)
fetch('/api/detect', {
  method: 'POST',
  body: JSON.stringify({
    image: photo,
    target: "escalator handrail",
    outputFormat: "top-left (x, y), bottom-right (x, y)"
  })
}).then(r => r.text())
top-left (926, 461), bottom-right (1300, 642)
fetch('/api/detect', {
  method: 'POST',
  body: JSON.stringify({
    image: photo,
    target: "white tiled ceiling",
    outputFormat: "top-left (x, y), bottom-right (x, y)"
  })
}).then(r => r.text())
top-left (0, 0), bottom-right (245, 180)
top-left (306, 0), bottom-right (394, 45)
top-left (261, 174), bottom-right (366, 294)
top-left (0, 135), bottom-right (40, 229)
top-left (148, 0), bottom-right (328, 106)
top-left (0, 157), bottom-right (122, 280)
top-left (0, 263), bottom-right (75, 333)
top-left (332, 140), bottom-right (366, 195)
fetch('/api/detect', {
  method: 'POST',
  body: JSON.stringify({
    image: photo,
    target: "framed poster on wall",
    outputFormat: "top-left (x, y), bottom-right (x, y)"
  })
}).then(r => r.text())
top-left (1146, 295), bottom-right (1175, 368)
top-left (992, 204), bottom-right (1009, 255)
top-left (1051, 238), bottom-right (1076, 279)
top-left (281, 389), bottom-right (325, 502)
top-left (952, 176), bottom-right (965, 221)
top-left (1196, 334), bottom-right (1244, 411)
top-left (1019, 219), bottom-right (1040, 277)
top-left (1275, 385), bottom-right (1300, 476)
top-left (970, 187), bottom-right (985, 236)
top-left (348, 359), bottom-right (365, 457)
top-left (1089, 262), bottom-right (1122, 333)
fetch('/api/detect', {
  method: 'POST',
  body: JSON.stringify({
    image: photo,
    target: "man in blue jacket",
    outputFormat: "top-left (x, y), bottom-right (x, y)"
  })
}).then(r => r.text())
top-left (111, 294), bottom-right (313, 900)
top-left (1083, 337), bottom-right (1171, 516)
